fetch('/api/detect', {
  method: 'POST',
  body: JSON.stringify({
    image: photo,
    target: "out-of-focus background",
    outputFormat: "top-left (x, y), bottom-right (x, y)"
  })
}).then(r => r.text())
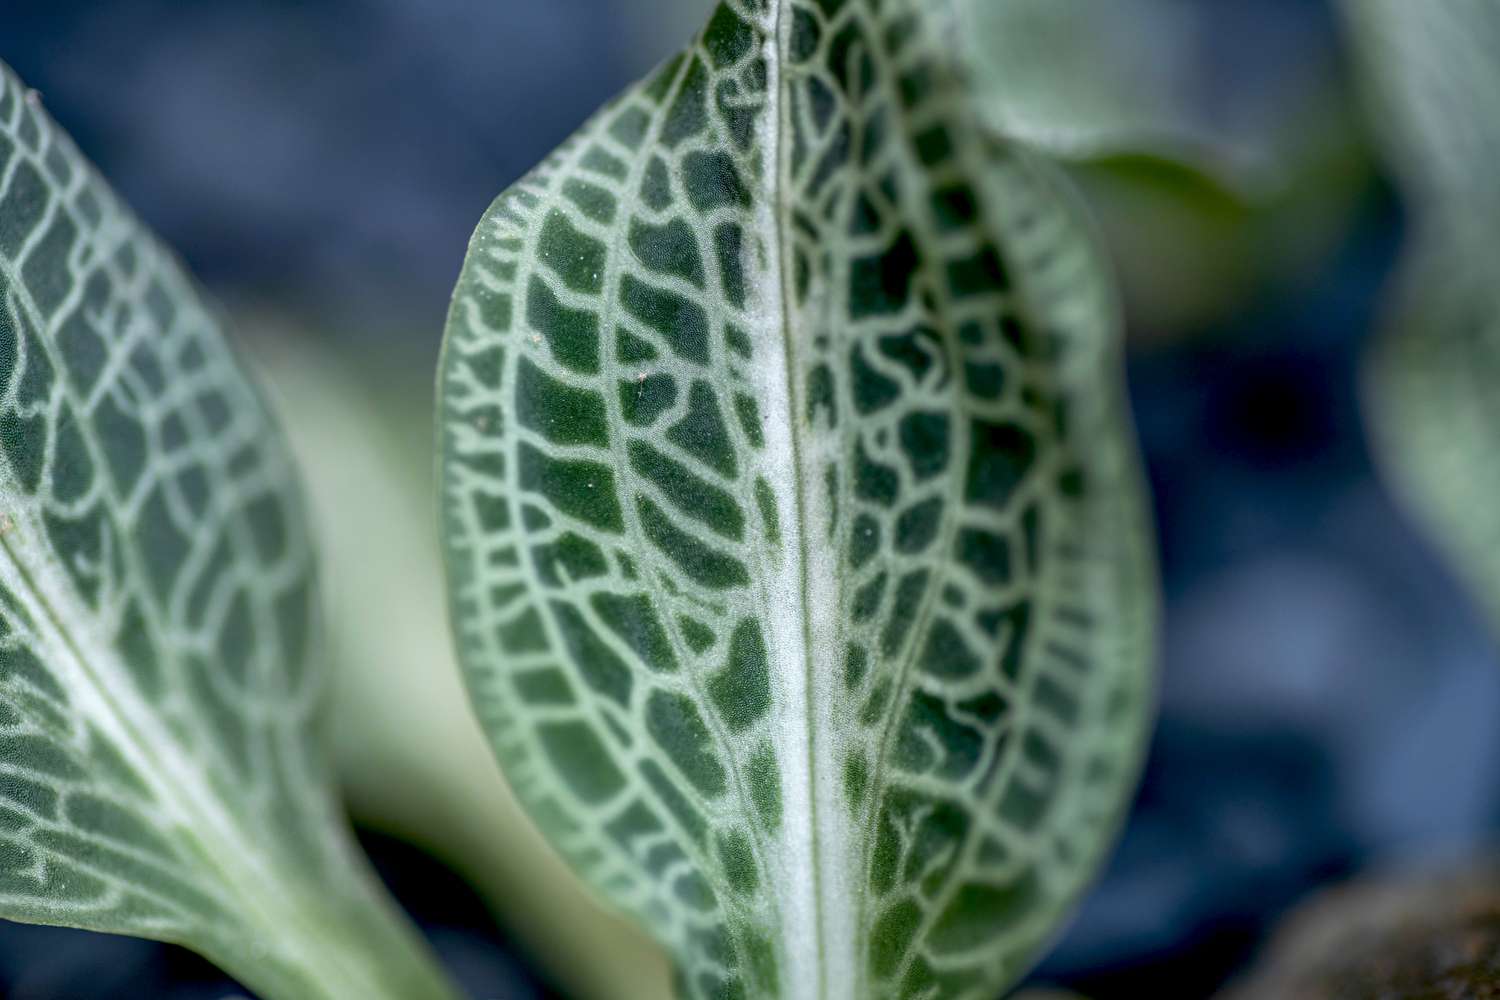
top-left (4, 1), bottom-right (1499, 998)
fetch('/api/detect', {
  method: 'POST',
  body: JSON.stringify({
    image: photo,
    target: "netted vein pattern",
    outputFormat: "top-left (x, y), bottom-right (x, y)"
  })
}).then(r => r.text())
top-left (440, 2), bottom-right (1156, 998)
top-left (0, 63), bottom-right (432, 999)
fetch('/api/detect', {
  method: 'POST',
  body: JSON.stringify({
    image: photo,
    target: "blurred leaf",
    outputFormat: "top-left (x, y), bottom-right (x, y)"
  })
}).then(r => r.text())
top-left (0, 64), bottom-right (452, 999)
top-left (439, 2), bottom-right (1157, 999)
top-left (250, 329), bottom-right (675, 1000)
top-left (1340, 0), bottom-right (1500, 236)
top-left (954, 0), bottom-right (1373, 342)
top-left (1067, 135), bottom-right (1373, 341)
top-left (1066, 154), bottom-right (1264, 339)
top-left (955, 0), bottom-right (1278, 195)
top-left (1344, 0), bottom-right (1500, 634)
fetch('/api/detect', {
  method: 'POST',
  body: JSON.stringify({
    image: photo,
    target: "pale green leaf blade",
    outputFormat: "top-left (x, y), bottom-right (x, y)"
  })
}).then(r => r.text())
top-left (954, 0), bottom-right (1278, 193)
top-left (1340, 0), bottom-right (1500, 239)
top-left (439, 3), bottom-right (1158, 999)
top-left (0, 64), bottom-right (453, 999)
top-left (1342, 1), bottom-right (1500, 632)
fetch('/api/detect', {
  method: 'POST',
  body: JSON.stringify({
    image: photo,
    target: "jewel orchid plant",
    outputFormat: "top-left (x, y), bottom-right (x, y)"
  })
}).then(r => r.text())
top-left (1, 0), bottom-right (1491, 998)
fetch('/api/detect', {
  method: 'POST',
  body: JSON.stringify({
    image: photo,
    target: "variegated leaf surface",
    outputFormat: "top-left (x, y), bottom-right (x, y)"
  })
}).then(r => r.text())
top-left (1341, 0), bottom-right (1500, 634)
top-left (0, 63), bottom-right (453, 999)
top-left (439, 3), bottom-right (1158, 998)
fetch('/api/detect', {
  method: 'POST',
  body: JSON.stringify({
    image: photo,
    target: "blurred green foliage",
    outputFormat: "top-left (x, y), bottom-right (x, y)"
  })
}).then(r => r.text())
top-left (1344, 0), bottom-right (1500, 640)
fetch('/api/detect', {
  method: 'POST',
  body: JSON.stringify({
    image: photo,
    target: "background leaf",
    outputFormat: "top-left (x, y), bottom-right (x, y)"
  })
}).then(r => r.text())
top-left (440, 2), bottom-right (1156, 999)
top-left (944, 0), bottom-right (1379, 346)
top-left (953, 0), bottom-right (1281, 195)
top-left (250, 326), bottom-right (675, 1000)
top-left (0, 63), bottom-right (453, 999)
top-left (1341, 0), bottom-right (1500, 635)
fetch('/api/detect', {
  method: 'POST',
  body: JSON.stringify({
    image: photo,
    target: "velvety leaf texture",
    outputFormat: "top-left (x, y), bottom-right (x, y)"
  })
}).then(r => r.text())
top-left (439, 3), bottom-right (1157, 999)
top-left (0, 63), bottom-right (452, 999)
top-left (1343, 0), bottom-right (1500, 634)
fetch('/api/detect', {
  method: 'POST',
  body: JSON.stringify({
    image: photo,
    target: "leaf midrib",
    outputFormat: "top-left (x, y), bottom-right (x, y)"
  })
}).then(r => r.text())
top-left (765, 3), bottom-right (843, 997)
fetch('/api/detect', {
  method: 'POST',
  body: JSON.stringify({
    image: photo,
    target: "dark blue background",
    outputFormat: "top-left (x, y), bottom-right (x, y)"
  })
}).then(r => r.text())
top-left (4, 1), bottom-right (1498, 997)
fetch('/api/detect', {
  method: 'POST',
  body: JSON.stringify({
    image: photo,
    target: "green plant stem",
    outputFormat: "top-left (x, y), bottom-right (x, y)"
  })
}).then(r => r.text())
top-left (193, 819), bottom-right (460, 1000)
